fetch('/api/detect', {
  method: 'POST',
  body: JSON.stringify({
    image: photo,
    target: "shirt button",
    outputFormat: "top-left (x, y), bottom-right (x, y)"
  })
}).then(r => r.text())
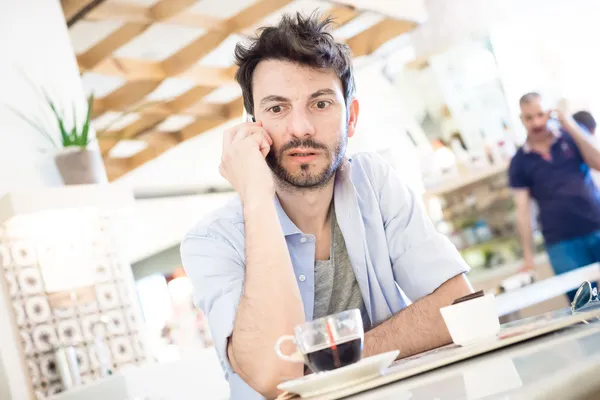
top-left (299, 237), bottom-right (307, 243)
top-left (299, 274), bottom-right (306, 282)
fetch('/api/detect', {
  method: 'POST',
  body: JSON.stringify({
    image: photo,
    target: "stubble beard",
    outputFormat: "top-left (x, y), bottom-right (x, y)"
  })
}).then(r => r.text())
top-left (266, 133), bottom-right (347, 192)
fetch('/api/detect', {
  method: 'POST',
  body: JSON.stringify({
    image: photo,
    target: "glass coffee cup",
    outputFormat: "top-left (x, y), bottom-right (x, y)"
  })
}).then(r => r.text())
top-left (274, 309), bottom-right (364, 373)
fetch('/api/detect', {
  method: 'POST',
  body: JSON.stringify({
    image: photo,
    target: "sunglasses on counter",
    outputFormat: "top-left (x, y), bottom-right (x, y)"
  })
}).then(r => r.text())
top-left (571, 281), bottom-right (600, 312)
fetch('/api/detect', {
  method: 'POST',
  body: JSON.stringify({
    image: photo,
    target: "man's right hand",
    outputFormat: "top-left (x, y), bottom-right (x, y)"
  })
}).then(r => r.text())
top-left (219, 121), bottom-right (274, 204)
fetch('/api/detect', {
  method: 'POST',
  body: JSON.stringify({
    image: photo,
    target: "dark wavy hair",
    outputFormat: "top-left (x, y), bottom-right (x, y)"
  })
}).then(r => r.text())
top-left (233, 11), bottom-right (356, 117)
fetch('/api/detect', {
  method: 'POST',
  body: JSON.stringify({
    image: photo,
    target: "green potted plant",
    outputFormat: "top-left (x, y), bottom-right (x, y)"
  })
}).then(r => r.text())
top-left (4, 76), bottom-right (108, 185)
top-left (49, 92), bottom-right (110, 185)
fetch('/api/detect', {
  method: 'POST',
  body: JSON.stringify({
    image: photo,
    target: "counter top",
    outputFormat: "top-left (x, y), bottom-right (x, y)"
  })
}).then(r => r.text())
top-left (424, 163), bottom-right (509, 197)
top-left (467, 252), bottom-right (549, 285)
top-left (346, 309), bottom-right (600, 399)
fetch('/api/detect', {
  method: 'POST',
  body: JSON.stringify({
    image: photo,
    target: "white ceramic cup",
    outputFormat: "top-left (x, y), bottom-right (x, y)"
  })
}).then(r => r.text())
top-left (440, 293), bottom-right (500, 346)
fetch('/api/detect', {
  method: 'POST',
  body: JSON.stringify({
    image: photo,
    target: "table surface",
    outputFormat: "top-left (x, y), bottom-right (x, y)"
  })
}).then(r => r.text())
top-left (494, 263), bottom-right (600, 316)
top-left (343, 309), bottom-right (600, 399)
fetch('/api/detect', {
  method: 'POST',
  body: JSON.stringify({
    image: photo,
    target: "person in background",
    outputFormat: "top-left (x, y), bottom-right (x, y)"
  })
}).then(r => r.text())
top-left (180, 12), bottom-right (473, 400)
top-left (573, 110), bottom-right (597, 135)
top-left (509, 93), bottom-right (600, 302)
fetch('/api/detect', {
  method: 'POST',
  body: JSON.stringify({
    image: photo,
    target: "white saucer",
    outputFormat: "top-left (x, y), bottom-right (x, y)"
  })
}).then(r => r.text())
top-left (277, 350), bottom-right (399, 398)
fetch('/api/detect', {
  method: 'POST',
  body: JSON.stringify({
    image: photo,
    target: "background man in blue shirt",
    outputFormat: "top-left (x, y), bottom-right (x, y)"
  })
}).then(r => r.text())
top-left (509, 93), bottom-right (600, 301)
top-left (181, 13), bottom-right (473, 399)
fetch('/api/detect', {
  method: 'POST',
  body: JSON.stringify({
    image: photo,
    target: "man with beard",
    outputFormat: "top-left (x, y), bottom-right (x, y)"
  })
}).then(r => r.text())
top-left (510, 93), bottom-right (600, 302)
top-left (181, 13), bottom-right (473, 400)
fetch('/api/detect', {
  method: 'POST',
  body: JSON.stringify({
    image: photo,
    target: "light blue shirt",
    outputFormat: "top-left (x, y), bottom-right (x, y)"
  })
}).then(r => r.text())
top-left (180, 152), bottom-right (470, 399)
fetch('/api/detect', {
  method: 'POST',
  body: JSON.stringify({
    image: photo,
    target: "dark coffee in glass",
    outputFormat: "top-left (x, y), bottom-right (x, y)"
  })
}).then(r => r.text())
top-left (304, 337), bottom-right (363, 372)
top-left (275, 309), bottom-right (365, 373)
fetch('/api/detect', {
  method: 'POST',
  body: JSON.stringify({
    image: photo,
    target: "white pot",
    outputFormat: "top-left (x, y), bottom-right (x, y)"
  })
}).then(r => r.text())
top-left (54, 147), bottom-right (108, 185)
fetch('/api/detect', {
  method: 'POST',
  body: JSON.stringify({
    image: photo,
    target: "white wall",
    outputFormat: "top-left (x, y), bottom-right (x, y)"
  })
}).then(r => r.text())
top-left (0, 0), bottom-right (88, 198)
top-left (351, 59), bottom-right (425, 194)
top-left (127, 192), bottom-right (235, 264)
top-left (0, 1), bottom-right (90, 398)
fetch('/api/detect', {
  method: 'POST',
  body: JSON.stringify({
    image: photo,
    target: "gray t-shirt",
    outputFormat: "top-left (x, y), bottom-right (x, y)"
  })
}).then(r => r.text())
top-left (313, 206), bottom-right (371, 331)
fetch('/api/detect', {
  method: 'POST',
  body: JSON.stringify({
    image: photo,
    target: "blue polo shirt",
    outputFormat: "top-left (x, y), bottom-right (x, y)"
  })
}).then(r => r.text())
top-left (509, 129), bottom-right (600, 245)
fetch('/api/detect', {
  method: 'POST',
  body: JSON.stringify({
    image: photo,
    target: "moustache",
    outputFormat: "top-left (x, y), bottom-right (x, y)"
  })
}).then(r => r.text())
top-left (278, 138), bottom-right (329, 153)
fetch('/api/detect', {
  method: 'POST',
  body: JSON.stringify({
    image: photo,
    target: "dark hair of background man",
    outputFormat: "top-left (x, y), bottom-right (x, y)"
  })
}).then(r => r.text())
top-left (573, 110), bottom-right (597, 135)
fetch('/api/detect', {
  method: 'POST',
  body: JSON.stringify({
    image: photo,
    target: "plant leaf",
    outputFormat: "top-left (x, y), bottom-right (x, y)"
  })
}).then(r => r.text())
top-left (40, 86), bottom-right (69, 147)
top-left (16, 67), bottom-right (59, 133)
top-left (72, 101), bottom-right (79, 145)
top-left (0, 103), bottom-right (59, 148)
top-left (47, 98), bottom-right (70, 146)
top-left (70, 123), bottom-right (78, 147)
top-left (81, 93), bottom-right (94, 147)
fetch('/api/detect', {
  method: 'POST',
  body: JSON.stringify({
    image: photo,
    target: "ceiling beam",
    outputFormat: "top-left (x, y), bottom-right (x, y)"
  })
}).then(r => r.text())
top-left (160, 0), bottom-right (294, 76)
top-left (77, 0), bottom-right (200, 120)
top-left (60, 0), bottom-right (105, 26)
top-left (182, 102), bottom-right (230, 118)
top-left (129, 131), bottom-right (184, 170)
top-left (92, 3), bottom-right (420, 181)
top-left (84, 1), bottom-right (226, 30)
top-left (90, 2), bottom-right (296, 157)
top-left (97, 85), bottom-right (217, 151)
top-left (82, 57), bottom-right (237, 87)
top-left (83, 0), bottom-right (293, 134)
top-left (78, 22), bottom-right (152, 70)
top-left (179, 97), bottom-right (243, 141)
top-left (326, 5), bottom-right (361, 27)
top-left (97, 79), bottom-right (163, 113)
top-left (345, 18), bottom-right (418, 57)
top-left (84, 0), bottom-right (350, 140)
top-left (102, 155), bottom-right (130, 181)
top-left (103, 97), bottom-right (243, 180)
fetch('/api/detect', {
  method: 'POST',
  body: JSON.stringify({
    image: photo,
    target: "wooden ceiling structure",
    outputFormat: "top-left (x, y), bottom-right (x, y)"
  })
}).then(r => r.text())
top-left (60, 0), bottom-right (420, 181)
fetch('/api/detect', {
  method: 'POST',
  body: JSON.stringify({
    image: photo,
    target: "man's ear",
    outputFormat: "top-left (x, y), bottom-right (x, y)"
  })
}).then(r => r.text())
top-left (347, 98), bottom-right (359, 138)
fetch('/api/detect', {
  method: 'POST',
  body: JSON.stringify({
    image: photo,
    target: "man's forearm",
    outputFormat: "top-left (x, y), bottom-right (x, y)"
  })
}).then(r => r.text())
top-left (516, 211), bottom-right (534, 263)
top-left (363, 274), bottom-right (472, 359)
top-left (562, 116), bottom-right (600, 170)
top-left (231, 197), bottom-right (304, 396)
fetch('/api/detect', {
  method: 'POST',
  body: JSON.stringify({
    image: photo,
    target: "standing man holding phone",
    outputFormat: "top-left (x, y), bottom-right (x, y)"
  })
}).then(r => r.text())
top-left (509, 92), bottom-right (600, 302)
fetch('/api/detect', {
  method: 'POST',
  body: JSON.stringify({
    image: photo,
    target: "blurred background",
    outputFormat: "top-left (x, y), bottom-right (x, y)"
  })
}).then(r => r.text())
top-left (2, 0), bottom-right (600, 399)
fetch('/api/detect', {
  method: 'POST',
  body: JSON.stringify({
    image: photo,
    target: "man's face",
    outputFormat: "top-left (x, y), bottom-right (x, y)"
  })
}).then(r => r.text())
top-left (520, 98), bottom-right (549, 137)
top-left (251, 59), bottom-right (358, 189)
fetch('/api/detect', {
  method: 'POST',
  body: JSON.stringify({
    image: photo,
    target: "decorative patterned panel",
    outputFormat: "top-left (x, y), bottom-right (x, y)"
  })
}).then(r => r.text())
top-left (0, 210), bottom-right (149, 398)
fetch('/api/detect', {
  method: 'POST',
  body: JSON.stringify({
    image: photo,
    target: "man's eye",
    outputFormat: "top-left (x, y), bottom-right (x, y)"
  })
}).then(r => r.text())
top-left (316, 101), bottom-right (330, 109)
top-left (270, 105), bottom-right (282, 113)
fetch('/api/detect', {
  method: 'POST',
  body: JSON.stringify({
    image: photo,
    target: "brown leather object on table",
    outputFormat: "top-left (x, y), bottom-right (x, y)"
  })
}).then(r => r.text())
top-left (452, 290), bottom-right (485, 305)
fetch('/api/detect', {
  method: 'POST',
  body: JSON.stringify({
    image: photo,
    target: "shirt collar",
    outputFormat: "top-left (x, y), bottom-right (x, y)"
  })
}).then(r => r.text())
top-left (523, 128), bottom-right (562, 153)
top-left (274, 195), bottom-right (302, 236)
top-left (273, 156), bottom-right (354, 236)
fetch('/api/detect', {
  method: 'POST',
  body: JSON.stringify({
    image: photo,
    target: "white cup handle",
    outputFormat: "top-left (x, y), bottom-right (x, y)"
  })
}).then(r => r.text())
top-left (274, 335), bottom-right (304, 363)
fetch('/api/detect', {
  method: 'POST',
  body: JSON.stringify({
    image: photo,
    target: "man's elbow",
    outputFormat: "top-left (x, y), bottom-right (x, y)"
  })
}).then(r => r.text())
top-left (252, 365), bottom-right (303, 399)
top-left (253, 376), bottom-right (280, 400)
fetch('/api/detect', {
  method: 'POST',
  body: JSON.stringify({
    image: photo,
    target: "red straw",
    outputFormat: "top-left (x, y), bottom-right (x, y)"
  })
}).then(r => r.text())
top-left (325, 320), bottom-right (341, 368)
